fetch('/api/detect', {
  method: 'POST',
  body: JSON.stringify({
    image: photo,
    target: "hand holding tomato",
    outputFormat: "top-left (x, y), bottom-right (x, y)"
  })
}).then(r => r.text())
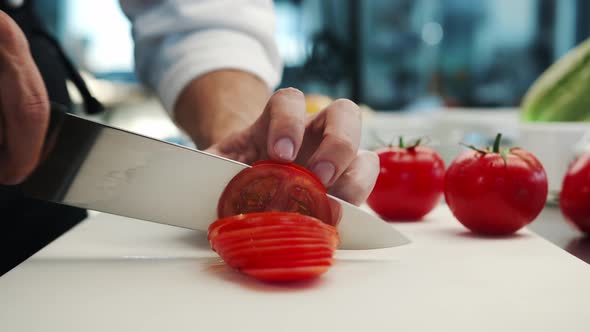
top-left (205, 89), bottom-right (379, 205)
top-left (213, 160), bottom-right (340, 282)
top-left (444, 134), bottom-right (548, 235)
top-left (367, 138), bottom-right (445, 221)
top-left (560, 153), bottom-right (590, 234)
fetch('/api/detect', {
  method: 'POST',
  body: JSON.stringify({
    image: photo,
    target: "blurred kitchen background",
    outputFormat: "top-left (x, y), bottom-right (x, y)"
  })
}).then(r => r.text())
top-left (33, 0), bottom-right (590, 192)
top-left (38, 0), bottom-right (590, 109)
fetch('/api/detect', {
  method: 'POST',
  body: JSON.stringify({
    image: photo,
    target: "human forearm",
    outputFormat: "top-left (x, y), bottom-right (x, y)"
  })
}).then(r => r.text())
top-left (173, 70), bottom-right (271, 149)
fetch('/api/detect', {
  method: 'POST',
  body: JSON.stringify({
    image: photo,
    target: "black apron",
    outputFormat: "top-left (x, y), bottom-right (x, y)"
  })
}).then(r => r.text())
top-left (0, 0), bottom-right (103, 275)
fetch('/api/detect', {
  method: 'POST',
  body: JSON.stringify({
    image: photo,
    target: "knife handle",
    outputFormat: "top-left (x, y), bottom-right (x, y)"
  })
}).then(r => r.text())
top-left (19, 103), bottom-right (101, 201)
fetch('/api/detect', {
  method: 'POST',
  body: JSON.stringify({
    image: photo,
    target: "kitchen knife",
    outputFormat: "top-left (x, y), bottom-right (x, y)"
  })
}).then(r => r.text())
top-left (18, 106), bottom-right (410, 250)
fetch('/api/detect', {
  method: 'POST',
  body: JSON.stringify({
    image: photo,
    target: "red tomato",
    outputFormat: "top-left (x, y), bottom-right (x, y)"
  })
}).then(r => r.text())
top-left (217, 161), bottom-right (336, 225)
top-left (560, 153), bottom-right (590, 234)
top-left (208, 212), bottom-right (339, 282)
top-left (367, 139), bottom-right (445, 221)
top-left (444, 134), bottom-right (548, 235)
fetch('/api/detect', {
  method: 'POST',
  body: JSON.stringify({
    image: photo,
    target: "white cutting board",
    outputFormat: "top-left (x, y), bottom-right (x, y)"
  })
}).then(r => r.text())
top-left (1, 206), bottom-right (589, 332)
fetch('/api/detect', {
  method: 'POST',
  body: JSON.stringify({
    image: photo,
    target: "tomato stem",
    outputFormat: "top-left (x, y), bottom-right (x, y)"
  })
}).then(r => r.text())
top-left (408, 138), bottom-right (423, 150)
top-left (399, 136), bottom-right (405, 148)
top-left (492, 133), bottom-right (502, 153)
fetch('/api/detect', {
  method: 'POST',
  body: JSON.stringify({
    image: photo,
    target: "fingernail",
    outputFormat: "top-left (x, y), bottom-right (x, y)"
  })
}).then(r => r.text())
top-left (274, 137), bottom-right (295, 161)
top-left (311, 161), bottom-right (336, 185)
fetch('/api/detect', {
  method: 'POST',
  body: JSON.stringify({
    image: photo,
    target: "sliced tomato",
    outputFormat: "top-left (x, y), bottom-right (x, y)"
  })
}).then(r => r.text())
top-left (241, 266), bottom-right (332, 282)
top-left (212, 231), bottom-right (337, 253)
top-left (220, 243), bottom-right (334, 260)
top-left (215, 237), bottom-right (338, 255)
top-left (208, 211), bottom-right (339, 282)
top-left (209, 212), bottom-right (336, 241)
top-left (211, 226), bottom-right (336, 248)
top-left (217, 161), bottom-right (336, 225)
top-left (242, 258), bottom-right (333, 269)
top-left (222, 244), bottom-right (335, 269)
top-left (227, 250), bottom-right (334, 269)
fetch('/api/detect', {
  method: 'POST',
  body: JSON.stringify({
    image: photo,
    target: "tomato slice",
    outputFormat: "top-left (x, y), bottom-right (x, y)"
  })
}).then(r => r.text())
top-left (220, 243), bottom-right (334, 260)
top-left (211, 226), bottom-right (339, 249)
top-left (217, 161), bottom-right (335, 225)
top-left (208, 211), bottom-right (339, 282)
top-left (212, 226), bottom-right (336, 245)
top-left (218, 240), bottom-right (336, 259)
top-left (223, 245), bottom-right (335, 269)
top-left (242, 258), bottom-right (333, 269)
top-left (241, 266), bottom-right (332, 282)
top-left (208, 212), bottom-right (336, 241)
top-left (215, 236), bottom-right (338, 255)
top-left (227, 250), bottom-right (334, 269)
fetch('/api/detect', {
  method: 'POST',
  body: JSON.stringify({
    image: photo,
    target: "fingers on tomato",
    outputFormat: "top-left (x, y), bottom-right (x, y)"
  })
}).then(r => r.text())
top-left (208, 212), bottom-right (339, 282)
top-left (217, 161), bottom-right (337, 226)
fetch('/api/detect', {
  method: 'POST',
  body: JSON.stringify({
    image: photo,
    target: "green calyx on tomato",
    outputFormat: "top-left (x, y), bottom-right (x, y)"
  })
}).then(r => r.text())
top-left (462, 133), bottom-right (534, 165)
top-left (395, 136), bottom-right (425, 150)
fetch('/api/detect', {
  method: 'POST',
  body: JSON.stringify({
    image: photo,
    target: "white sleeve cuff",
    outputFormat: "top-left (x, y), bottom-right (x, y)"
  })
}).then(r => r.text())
top-left (151, 29), bottom-right (282, 113)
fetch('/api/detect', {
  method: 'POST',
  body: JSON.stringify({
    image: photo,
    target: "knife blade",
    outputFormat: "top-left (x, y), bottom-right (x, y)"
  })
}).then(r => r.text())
top-left (18, 106), bottom-right (410, 250)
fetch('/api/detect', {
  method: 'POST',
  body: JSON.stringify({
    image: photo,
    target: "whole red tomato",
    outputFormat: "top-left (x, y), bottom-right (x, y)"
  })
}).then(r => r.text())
top-left (367, 138), bottom-right (445, 221)
top-left (560, 153), bottom-right (590, 234)
top-left (444, 134), bottom-right (548, 236)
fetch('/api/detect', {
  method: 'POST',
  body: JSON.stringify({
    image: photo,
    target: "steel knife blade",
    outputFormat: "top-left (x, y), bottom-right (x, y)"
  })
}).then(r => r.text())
top-left (18, 107), bottom-right (410, 250)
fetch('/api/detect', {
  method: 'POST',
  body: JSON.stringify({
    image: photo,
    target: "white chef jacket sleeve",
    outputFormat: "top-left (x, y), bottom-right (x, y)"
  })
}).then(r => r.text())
top-left (119, 0), bottom-right (283, 113)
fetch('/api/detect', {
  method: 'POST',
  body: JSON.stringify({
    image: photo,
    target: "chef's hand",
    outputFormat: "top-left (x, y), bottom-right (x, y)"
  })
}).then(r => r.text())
top-left (205, 88), bottom-right (379, 205)
top-left (0, 11), bottom-right (50, 185)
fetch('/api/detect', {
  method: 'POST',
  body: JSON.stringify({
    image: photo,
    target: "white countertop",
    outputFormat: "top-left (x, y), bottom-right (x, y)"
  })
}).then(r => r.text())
top-left (1, 206), bottom-right (590, 332)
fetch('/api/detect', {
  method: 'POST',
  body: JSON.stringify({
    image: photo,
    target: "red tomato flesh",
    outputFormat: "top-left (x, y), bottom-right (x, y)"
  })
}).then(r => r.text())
top-left (208, 212), bottom-right (339, 282)
top-left (220, 243), bottom-right (335, 261)
top-left (241, 266), bottom-right (331, 282)
top-left (242, 258), bottom-right (334, 269)
top-left (217, 161), bottom-right (336, 225)
top-left (217, 237), bottom-right (339, 255)
top-left (209, 212), bottom-right (336, 242)
top-left (211, 227), bottom-right (336, 250)
top-left (227, 250), bottom-right (334, 269)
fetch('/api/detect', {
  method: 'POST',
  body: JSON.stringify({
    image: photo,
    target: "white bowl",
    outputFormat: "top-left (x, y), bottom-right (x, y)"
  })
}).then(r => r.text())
top-left (517, 122), bottom-right (590, 195)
